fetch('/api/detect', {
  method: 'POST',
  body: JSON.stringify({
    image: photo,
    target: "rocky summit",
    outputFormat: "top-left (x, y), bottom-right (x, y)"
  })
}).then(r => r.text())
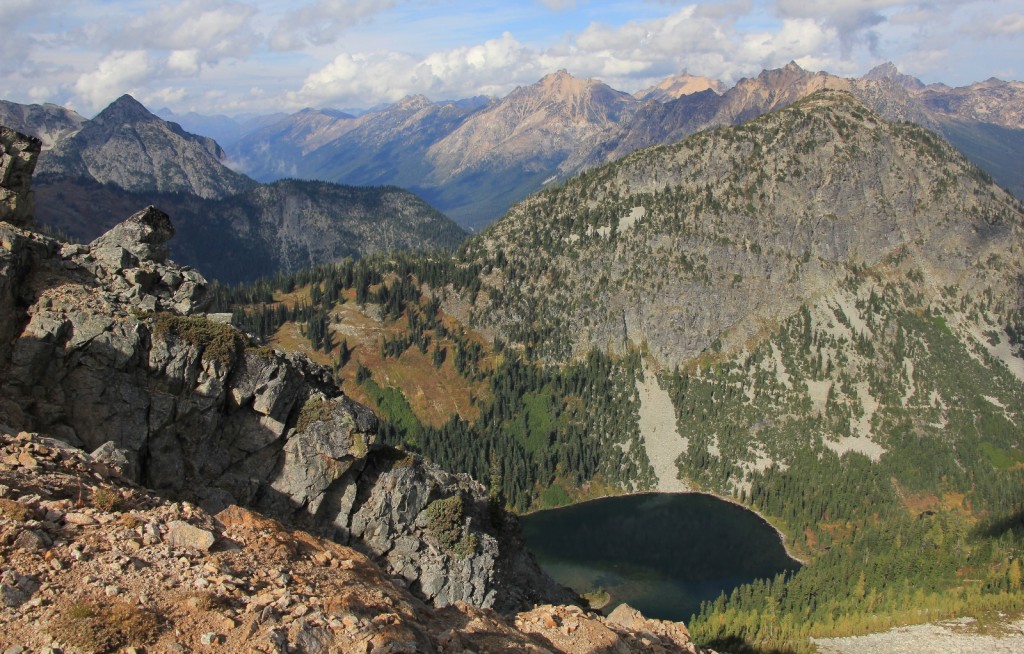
top-left (0, 128), bottom-right (709, 652)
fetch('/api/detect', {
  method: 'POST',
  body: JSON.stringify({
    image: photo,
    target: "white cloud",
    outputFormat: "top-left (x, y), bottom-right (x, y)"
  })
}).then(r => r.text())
top-left (289, 51), bottom-right (418, 107)
top-left (987, 13), bottom-right (1024, 36)
top-left (0, 0), bottom-right (68, 76)
top-left (2, 0), bottom-right (1021, 115)
top-left (289, 32), bottom-right (545, 108)
top-left (112, 1), bottom-right (259, 63)
top-left (142, 87), bottom-right (189, 108)
top-left (735, 18), bottom-right (832, 71)
top-left (73, 50), bottom-right (155, 112)
top-left (168, 50), bottom-right (201, 75)
top-left (775, 0), bottom-right (898, 54)
top-left (270, 0), bottom-right (401, 51)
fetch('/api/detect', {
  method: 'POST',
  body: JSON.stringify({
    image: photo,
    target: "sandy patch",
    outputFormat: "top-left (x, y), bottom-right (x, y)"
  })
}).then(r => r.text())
top-left (806, 379), bottom-right (832, 415)
top-left (824, 382), bottom-right (885, 461)
top-left (618, 206), bottom-right (646, 233)
top-left (901, 358), bottom-right (915, 407)
top-left (833, 293), bottom-right (870, 336)
top-left (770, 343), bottom-right (793, 390)
top-left (968, 324), bottom-right (1024, 384)
top-left (984, 395), bottom-right (1007, 409)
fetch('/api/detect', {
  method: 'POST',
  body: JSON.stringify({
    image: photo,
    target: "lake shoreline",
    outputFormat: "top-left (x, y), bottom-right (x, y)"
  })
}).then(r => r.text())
top-left (524, 489), bottom-right (808, 566)
top-left (522, 491), bottom-right (804, 622)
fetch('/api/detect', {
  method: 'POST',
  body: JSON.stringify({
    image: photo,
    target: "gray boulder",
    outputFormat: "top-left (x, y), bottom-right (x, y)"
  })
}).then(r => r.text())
top-left (89, 205), bottom-right (174, 264)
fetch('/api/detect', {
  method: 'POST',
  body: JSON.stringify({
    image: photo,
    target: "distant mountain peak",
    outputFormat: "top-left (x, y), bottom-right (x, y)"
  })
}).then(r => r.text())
top-left (863, 62), bottom-right (924, 89)
top-left (635, 73), bottom-right (727, 102)
top-left (394, 95), bottom-right (435, 110)
top-left (36, 93), bottom-right (255, 200)
top-left (537, 69), bottom-right (589, 92)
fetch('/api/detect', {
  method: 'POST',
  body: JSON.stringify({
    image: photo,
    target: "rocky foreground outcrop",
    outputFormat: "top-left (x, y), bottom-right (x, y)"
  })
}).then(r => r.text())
top-left (0, 430), bottom-right (706, 653)
top-left (0, 208), bottom-right (561, 613)
top-left (0, 127), bottom-right (572, 612)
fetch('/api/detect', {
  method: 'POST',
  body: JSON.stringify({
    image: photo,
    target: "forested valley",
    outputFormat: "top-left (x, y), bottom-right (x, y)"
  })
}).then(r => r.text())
top-left (212, 248), bottom-right (1024, 653)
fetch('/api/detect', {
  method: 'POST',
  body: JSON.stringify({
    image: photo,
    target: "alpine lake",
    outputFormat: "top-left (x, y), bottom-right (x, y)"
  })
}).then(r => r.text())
top-left (520, 492), bottom-right (802, 622)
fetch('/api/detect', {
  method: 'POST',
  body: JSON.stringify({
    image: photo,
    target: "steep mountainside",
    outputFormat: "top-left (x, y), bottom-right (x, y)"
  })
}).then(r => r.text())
top-left (422, 71), bottom-right (641, 229)
top-left (32, 177), bottom-right (467, 283)
top-left (600, 63), bottom-right (1023, 198)
top-left (36, 95), bottom-right (256, 199)
top-left (231, 97), bottom-right (484, 189)
top-left (461, 91), bottom-right (1024, 365)
top-left (230, 107), bottom-right (359, 180)
top-left (155, 106), bottom-right (288, 149)
top-left (919, 77), bottom-right (1024, 129)
top-left (0, 100), bottom-right (86, 150)
top-left (596, 63), bottom-right (867, 166)
top-left (227, 71), bottom-right (644, 230)
top-left (305, 96), bottom-right (483, 190)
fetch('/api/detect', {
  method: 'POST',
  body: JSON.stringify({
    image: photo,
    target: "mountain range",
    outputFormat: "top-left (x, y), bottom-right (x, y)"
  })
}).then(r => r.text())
top-left (224, 63), bottom-right (1024, 229)
top-left (5, 63), bottom-right (1021, 238)
top-left (3, 95), bottom-right (466, 282)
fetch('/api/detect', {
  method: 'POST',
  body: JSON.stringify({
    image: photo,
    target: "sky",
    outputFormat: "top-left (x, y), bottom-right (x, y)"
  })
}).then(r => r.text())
top-left (4, 0), bottom-right (1023, 117)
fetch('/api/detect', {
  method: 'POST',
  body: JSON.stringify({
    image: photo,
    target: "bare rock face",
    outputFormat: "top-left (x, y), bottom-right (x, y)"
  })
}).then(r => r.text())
top-left (0, 127), bottom-right (41, 228)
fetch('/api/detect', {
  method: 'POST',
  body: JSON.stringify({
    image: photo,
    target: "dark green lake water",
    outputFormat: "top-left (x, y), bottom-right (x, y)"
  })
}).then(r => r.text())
top-left (520, 493), bottom-right (801, 622)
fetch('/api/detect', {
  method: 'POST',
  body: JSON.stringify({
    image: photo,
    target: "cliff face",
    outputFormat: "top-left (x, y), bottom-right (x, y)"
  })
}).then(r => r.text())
top-left (0, 131), bottom-right (566, 615)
